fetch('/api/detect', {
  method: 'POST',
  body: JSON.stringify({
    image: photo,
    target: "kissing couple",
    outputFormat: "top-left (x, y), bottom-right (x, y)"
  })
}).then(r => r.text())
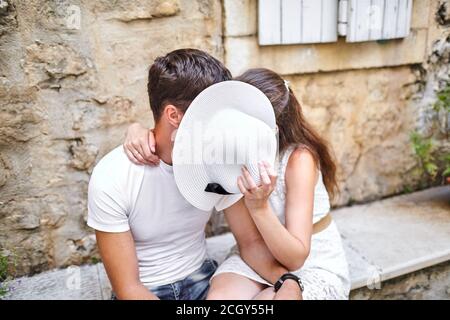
top-left (87, 48), bottom-right (350, 300)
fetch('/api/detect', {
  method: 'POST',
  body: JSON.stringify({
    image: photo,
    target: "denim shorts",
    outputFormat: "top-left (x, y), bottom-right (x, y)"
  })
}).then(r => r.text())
top-left (111, 258), bottom-right (218, 300)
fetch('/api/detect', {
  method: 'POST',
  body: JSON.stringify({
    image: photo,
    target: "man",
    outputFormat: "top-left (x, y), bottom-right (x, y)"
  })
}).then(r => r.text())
top-left (87, 49), bottom-right (300, 300)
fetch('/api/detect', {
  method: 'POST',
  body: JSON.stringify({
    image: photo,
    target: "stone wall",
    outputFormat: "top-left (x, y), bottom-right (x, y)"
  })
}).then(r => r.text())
top-left (0, 0), bottom-right (223, 276)
top-left (0, 0), bottom-right (449, 276)
top-left (223, 0), bottom-right (450, 206)
top-left (286, 67), bottom-right (420, 205)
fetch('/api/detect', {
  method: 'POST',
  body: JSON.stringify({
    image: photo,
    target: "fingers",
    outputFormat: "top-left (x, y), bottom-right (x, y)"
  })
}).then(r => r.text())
top-left (132, 146), bottom-right (149, 165)
top-left (127, 143), bottom-right (148, 165)
top-left (123, 144), bottom-right (144, 165)
top-left (124, 133), bottom-right (160, 166)
top-left (241, 167), bottom-right (258, 192)
top-left (132, 130), bottom-right (159, 166)
top-left (258, 162), bottom-right (273, 193)
top-left (147, 155), bottom-right (160, 165)
top-left (259, 162), bottom-right (271, 185)
top-left (239, 162), bottom-right (277, 203)
top-left (237, 176), bottom-right (250, 196)
top-left (145, 129), bottom-right (160, 165)
top-left (136, 142), bottom-right (149, 162)
top-left (140, 139), bottom-right (159, 166)
top-left (263, 161), bottom-right (277, 185)
top-left (140, 137), bottom-right (152, 160)
top-left (124, 123), bottom-right (160, 166)
top-left (148, 129), bottom-right (156, 153)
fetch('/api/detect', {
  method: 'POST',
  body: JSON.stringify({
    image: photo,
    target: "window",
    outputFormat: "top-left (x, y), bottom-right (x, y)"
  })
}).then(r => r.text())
top-left (258, 0), bottom-right (413, 45)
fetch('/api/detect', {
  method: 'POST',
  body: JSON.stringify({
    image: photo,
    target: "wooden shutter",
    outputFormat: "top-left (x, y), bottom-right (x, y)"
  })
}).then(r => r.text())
top-left (259, 0), bottom-right (282, 45)
top-left (258, 0), bottom-right (339, 45)
top-left (346, 0), bottom-right (413, 43)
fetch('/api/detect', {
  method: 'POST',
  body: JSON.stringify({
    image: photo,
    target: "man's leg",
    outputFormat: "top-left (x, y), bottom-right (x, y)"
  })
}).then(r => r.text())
top-left (207, 273), bottom-right (266, 300)
top-left (151, 283), bottom-right (178, 300)
top-left (183, 259), bottom-right (218, 300)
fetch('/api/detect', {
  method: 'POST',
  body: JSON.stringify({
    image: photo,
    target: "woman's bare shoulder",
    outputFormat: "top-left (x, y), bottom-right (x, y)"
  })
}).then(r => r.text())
top-left (285, 147), bottom-right (318, 184)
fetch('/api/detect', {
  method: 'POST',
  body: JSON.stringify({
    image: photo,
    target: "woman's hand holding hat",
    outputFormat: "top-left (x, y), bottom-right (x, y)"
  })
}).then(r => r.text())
top-left (237, 161), bottom-right (277, 213)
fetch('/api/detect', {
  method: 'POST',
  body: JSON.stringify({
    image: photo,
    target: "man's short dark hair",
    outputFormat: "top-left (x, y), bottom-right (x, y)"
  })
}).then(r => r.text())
top-left (148, 49), bottom-right (232, 121)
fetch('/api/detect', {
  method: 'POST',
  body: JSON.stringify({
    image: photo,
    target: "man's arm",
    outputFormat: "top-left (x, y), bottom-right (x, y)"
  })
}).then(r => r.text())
top-left (223, 199), bottom-right (288, 285)
top-left (96, 230), bottom-right (158, 300)
top-left (88, 159), bottom-right (157, 300)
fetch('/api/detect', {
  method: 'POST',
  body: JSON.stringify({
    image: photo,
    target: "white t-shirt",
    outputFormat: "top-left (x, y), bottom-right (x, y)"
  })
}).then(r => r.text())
top-left (88, 146), bottom-right (217, 288)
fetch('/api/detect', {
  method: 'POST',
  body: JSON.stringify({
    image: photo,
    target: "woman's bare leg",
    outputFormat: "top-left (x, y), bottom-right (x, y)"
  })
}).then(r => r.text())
top-left (254, 285), bottom-right (303, 300)
top-left (207, 273), bottom-right (265, 300)
top-left (273, 282), bottom-right (303, 300)
top-left (253, 287), bottom-right (276, 300)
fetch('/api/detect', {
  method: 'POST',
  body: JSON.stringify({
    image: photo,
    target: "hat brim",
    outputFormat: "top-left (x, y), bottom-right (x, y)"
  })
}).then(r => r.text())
top-left (173, 81), bottom-right (276, 212)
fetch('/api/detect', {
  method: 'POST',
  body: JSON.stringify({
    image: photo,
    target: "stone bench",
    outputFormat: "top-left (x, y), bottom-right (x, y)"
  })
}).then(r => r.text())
top-left (3, 186), bottom-right (449, 300)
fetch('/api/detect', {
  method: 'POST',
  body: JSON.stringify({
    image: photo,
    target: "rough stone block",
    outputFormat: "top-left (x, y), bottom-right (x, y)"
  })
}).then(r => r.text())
top-left (224, 0), bottom-right (257, 37)
top-left (411, 0), bottom-right (432, 29)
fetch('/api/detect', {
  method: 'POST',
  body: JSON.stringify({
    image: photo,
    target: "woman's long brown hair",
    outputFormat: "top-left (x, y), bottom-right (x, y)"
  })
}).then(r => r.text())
top-left (236, 68), bottom-right (339, 199)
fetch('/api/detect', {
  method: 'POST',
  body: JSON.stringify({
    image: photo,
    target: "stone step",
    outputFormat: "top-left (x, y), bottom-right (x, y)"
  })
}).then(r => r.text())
top-left (3, 186), bottom-right (449, 300)
top-left (336, 185), bottom-right (450, 290)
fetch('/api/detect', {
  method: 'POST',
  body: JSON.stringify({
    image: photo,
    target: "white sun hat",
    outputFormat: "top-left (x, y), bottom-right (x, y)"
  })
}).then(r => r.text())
top-left (172, 80), bottom-right (278, 212)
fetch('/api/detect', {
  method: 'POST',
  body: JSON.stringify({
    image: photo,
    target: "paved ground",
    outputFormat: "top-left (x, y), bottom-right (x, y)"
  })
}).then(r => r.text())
top-left (3, 186), bottom-right (449, 300)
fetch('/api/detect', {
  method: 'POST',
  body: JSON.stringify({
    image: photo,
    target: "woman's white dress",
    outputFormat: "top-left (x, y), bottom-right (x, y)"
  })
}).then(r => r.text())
top-left (212, 145), bottom-right (351, 300)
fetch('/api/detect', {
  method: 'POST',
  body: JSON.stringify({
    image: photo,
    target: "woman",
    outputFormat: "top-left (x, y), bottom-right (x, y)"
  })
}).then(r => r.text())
top-left (123, 68), bottom-right (350, 300)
